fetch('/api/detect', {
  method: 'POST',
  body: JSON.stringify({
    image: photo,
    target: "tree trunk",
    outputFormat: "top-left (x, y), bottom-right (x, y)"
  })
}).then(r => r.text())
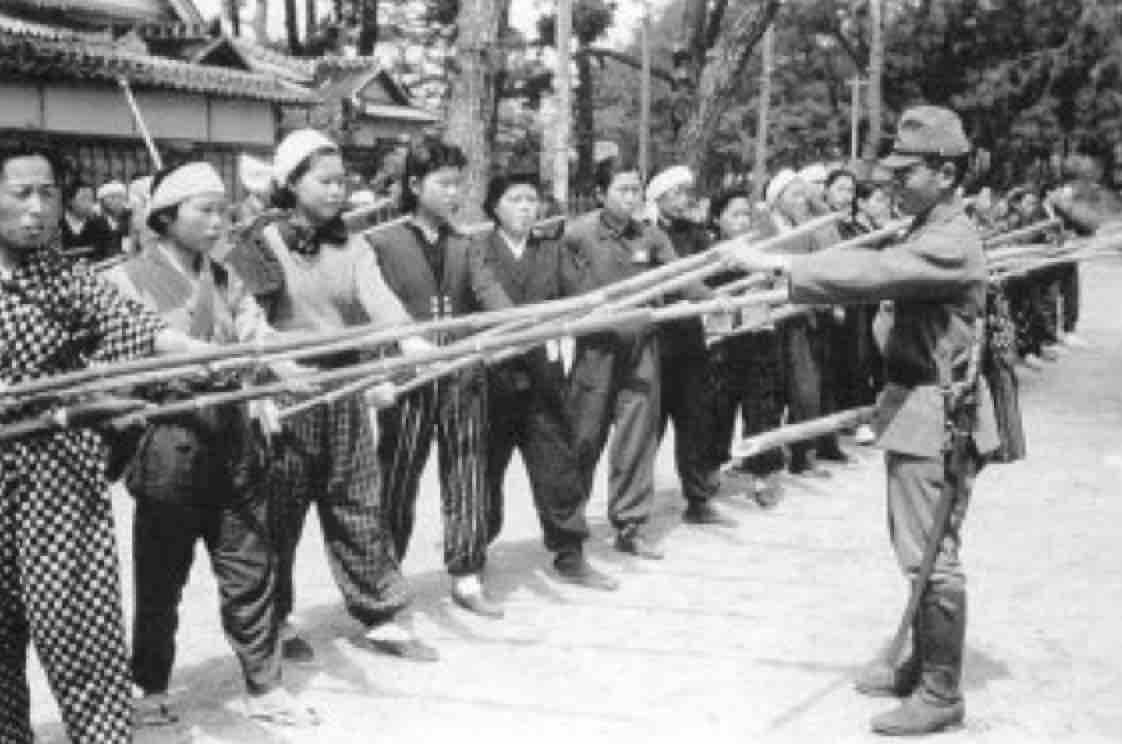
top-left (751, 24), bottom-right (774, 201)
top-left (678, 0), bottom-right (781, 176)
top-left (253, 0), bottom-right (267, 41)
top-left (573, 47), bottom-right (596, 196)
top-left (445, 0), bottom-right (506, 223)
top-left (305, 0), bottom-right (316, 36)
top-left (357, 0), bottom-right (379, 55)
top-left (284, 0), bottom-right (301, 54)
top-left (863, 0), bottom-right (883, 160)
top-left (225, 0), bottom-right (241, 35)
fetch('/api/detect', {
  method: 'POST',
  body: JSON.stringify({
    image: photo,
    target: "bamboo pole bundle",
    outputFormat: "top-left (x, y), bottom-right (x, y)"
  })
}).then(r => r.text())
top-left (2, 212), bottom-right (839, 413)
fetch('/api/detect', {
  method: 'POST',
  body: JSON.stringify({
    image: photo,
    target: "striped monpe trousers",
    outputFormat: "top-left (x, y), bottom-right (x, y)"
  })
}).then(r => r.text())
top-left (376, 368), bottom-right (490, 576)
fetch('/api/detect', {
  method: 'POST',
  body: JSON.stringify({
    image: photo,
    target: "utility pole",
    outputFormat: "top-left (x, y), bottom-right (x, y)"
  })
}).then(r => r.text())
top-left (639, 0), bottom-right (652, 182)
top-left (751, 23), bottom-right (774, 202)
top-left (849, 76), bottom-right (866, 161)
top-left (553, 0), bottom-right (572, 208)
top-left (863, 0), bottom-right (883, 160)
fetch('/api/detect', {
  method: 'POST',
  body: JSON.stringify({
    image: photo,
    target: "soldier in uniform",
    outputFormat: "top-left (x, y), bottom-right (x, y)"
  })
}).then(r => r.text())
top-left (723, 106), bottom-right (1000, 736)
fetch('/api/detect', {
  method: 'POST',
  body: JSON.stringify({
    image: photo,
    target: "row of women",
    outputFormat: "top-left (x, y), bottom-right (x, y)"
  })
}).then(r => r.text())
top-left (0, 129), bottom-right (789, 741)
top-left (1, 123), bottom-right (1087, 741)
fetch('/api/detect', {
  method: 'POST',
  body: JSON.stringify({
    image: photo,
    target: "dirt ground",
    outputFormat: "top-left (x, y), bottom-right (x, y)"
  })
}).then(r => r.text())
top-left (29, 259), bottom-right (1122, 744)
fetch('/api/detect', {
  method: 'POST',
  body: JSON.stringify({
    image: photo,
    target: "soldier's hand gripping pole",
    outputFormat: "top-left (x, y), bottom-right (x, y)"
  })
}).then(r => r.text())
top-left (881, 317), bottom-right (986, 667)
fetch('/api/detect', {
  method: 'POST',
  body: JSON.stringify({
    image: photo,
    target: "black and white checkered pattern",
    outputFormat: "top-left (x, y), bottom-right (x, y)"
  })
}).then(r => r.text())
top-left (268, 394), bottom-right (411, 628)
top-left (0, 247), bottom-right (163, 743)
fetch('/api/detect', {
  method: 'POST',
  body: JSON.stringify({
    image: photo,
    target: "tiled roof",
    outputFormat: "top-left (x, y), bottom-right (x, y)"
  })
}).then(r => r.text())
top-left (0, 26), bottom-right (319, 105)
top-left (1, 0), bottom-right (200, 27)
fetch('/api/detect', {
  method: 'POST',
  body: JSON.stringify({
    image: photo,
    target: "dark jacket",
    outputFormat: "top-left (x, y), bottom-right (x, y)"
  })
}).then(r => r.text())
top-left (656, 216), bottom-right (711, 359)
top-left (469, 226), bottom-right (567, 402)
top-left (365, 220), bottom-right (512, 341)
top-left (560, 209), bottom-right (704, 348)
top-left (60, 213), bottom-right (117, 262)
top-left (788, 197), bottom-right (999, 457)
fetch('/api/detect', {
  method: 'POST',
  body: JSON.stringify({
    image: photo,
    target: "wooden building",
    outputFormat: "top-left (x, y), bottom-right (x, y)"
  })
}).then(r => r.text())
top-left (0, 1), bottom-right (315, 191)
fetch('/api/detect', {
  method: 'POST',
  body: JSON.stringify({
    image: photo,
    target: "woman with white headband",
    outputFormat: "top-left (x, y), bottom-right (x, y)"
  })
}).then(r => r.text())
top-left (105, 160), bottom-right (318, 728)
top-left (226, 129), bottom-right (439, 663)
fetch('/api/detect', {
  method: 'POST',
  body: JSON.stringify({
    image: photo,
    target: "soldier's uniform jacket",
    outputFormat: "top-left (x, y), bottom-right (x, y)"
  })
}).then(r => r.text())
top-left (787, 197), bottom-right (1000, 458)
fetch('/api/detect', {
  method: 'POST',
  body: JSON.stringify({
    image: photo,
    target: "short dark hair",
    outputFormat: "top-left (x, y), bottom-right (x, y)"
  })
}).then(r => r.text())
top-left (63, 179), bottom-right (93, 206)
top-left (146, 165), bottom-right (179, 235)
top-left (270, 146), bottom-right (340, 210)
top-left (483, 171), bottom-right (540, 221)
top-left (708, 187), bottom-right (753, 224)
top-left (400, 137), bottom-right (467, 213)
top-left (0, 141), bottom-right (69, 189)
top-left (594, 155), bottom-right (641, 195)
top-left (854, 180), bottom-right (886, 203)
top-left (825, 168), bottom-right (857, 190)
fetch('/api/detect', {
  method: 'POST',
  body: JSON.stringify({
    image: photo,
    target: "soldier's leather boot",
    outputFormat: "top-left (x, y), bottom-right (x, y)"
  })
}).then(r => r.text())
top-left (854, 620), bottom-right (921, 698)
top-left (871, 586), bottom-right (966, 736)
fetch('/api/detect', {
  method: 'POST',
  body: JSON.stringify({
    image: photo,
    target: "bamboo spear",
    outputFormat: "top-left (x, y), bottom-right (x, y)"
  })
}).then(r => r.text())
top-left (729, 406), bottom-right (877, 460)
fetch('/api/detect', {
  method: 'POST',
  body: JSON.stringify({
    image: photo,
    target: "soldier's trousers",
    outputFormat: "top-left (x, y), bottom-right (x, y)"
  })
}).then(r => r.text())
top-left (486, 379), bottom-right (590, 553)
top-left (566, 334), bottom-right (661, 532)
top-left (885, 450), bottom-right (978, 592)
top-left (269, 395), bottom-right (408, 628)
top-left (658, 351), bottom-right (719, 504)
top-left (377, 372), bottom-right (490, 576)
top-left (0, 440), bottom-right (131, 744)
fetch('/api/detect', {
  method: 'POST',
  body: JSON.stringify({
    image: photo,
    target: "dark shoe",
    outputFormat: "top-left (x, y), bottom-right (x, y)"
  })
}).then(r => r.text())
top-left (614, 529), bottom-right (665, 560)
top-left (280, 635), bottom-right (316, 664)
top-left (683, 501), bottom-right (738, 527)
top-left (451, 575), bottom-right (504, 619)
top-left (816, 436), bottom-right (851, 463)
top-left (554, 550), bottom-right (620, 591)
top-left (870, 694), bottom-right (964, 736)
top-left (855, 655), bottom-right (921, 698)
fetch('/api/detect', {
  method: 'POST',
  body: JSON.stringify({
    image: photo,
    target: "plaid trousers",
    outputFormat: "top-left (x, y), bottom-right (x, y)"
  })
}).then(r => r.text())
top-left (268, 395), bottom-right (409, 628)
top-left (376, 370), bottom-right (490, 577)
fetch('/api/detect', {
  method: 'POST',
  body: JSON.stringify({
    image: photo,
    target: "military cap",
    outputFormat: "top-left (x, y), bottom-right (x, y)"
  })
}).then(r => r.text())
top-left (880, 105), bottom-right (971, 170)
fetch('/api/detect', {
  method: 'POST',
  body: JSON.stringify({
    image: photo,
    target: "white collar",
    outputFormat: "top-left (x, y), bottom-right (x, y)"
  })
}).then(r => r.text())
top-left (65, 212), bottom-right (86, 232)
top-left (498, 229), bottom-right (528, 259)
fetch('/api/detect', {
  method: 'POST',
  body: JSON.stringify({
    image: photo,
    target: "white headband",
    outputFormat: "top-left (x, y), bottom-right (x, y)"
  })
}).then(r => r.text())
top-left (646, 165), bottom-right (694, 203)
top-left (765, 168), bottom-right (800, 206)
top-left (148, 162), bottom-right (226, 212)
top-left (273, 129), bottom-right (339, 186)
